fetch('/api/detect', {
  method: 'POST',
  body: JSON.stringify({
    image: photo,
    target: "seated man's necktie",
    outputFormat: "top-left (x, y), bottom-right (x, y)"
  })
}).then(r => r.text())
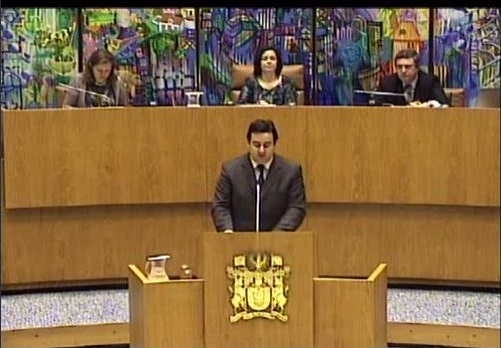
top-left (404, 84), bottom-right (414, 104)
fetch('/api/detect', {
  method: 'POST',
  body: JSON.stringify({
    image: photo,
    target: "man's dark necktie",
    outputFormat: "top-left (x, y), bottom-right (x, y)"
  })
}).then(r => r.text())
top-left (257, 164), bottom-right (265, 186)
top-left (404, 84), bottom-right (413, 104)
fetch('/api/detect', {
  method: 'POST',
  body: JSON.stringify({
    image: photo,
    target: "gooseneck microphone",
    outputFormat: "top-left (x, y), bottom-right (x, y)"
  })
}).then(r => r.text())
top-left (57, 83), bottom-right (112, 106)
top-left (353, 90), bottom-right (407, 97)
top-left (353, 90), bottom-right (407, 106)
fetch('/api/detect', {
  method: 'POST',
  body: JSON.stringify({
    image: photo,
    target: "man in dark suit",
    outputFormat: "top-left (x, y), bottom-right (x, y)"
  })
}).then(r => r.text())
top-left (375, 48), bottom-right (450, 106)
top-left (211, 119), bottom-right (306, 232)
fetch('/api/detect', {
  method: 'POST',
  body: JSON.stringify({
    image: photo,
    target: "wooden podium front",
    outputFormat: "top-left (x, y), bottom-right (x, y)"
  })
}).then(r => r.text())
top-left (314, 264), bottom-right (388, 348)
top-left (129, 231), bottom-right (387, 347)
top-left (203, 231), bottom-right (315, 348)
top-left (128, 265), bottom-right (204, 347)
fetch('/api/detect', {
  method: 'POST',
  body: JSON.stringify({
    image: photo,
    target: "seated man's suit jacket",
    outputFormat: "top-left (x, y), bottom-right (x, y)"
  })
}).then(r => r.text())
top-left (375, 70), bottom-right (450, 106)
top-left (211, 154), bottom-right (306, 232)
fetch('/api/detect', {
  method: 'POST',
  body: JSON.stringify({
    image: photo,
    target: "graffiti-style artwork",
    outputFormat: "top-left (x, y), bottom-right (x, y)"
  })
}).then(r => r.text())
top-left (1, 8), bottom-right (78, 109)
top-left (315, 8), bottom-right (429, 105)
top-left (198, 8), bottom-right (313, 105)
top-left (82, 8), bottom-right (197, 106)
top-left (434, 8), bottom-right (500, 106)
top-left (1, 8), bottom-right (499, 109)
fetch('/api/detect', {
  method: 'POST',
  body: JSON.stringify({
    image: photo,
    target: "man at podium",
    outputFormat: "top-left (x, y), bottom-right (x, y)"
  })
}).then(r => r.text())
top-left (211, 118), bottom-right (306, 232)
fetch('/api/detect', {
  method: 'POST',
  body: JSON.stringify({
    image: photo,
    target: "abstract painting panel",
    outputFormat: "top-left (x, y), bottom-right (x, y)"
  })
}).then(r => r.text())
top-left (1, 8), bottom-right (499, 108)
top-left (315, 8), bottom-right (430, 105)
top-left (81, 8), bottom-right (197, 106)
top-left (198, 8), bottom-right (313, 105)
top-left (1, 8), bottom-right (78, 109)
top-left (434, 8), bottom-right (500, 106)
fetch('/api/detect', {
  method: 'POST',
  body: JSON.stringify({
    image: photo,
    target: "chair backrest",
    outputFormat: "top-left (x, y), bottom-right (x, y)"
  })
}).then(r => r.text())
top-left (444, 88), bottom-right (465, 107)
top-left (230, 64), bottom-right (305, 105)
top-left (475, 88), bottom-right (500, 108)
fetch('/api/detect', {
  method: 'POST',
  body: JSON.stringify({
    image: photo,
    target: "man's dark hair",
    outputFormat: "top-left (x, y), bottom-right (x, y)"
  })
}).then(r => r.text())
top-left (246, 119), bottom-right (279, 144)
top-left (253, 46), bottom-right (283, 78)
top-left (394, 48), bottom-right (420, 68)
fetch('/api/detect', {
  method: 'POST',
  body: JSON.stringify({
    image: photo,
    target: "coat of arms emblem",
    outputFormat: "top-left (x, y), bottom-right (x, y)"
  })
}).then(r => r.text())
top-left (226, 252), bottom-right (291, 323)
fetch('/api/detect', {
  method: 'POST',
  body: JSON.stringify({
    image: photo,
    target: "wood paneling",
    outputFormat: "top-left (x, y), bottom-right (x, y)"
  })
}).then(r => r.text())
top-left (0, 323), bottom-right (129, 348)
top-left (306, 107), bottom-right (499, 206)
top-left (2, 322), bottom-right (499, 348)
top-left (1, 107), bottom-right (499, 287)
top-left (3, 107), bottom-right (207, 208)
top-left (128, 265), bottom-right (204, 348)
top-left (388, 322), bottom-right (501, 348)
top-left (203, 232), bottom-right (314, 348)
top-left (3, 201), bottom-right (497, 286)
top-left (1, 202), bottom-right (207, 285)
top-left (310, 203), bottom-right (500, 282)
top-left (314, 264), bottom-right (387, 348)
top-left (5, 107), bottom-right (497, 208)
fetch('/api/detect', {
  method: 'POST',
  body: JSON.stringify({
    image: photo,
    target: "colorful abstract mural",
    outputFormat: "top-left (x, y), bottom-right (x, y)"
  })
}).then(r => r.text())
top-left (1, 8), bottom-right (78, 109)
top-left (81, 8), bottom-right (197, 106)
top-left (315, 8), bottom-right (430, 105)
top-left (198, 8), bottom-right (313, 105)
top-left (1, 8), bottom-right (499, 108)
top-left (434, 8), bottom-right (500, 106)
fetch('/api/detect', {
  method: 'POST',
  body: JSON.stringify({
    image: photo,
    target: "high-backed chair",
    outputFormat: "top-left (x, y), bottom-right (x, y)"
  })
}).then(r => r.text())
top-left (231, 64), bottom-right (305, 105)
top-left (475, 88), bottom-right (500, 108)
top-left (444, 88), bottom-right (465, 107)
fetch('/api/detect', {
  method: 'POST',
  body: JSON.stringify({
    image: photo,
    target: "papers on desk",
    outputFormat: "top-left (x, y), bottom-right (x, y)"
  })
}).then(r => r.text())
top-left (409, 100), bottom-right (449, 108)
top-left (236, 104), bottom-right (277, 107)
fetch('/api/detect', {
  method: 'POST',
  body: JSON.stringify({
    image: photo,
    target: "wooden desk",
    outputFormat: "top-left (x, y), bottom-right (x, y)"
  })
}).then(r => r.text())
top-left (3, 107), bottom-right (498, 208)
top-left (2, 107), bottom-right (206, 207)
top-left (2, 107), bottom-right (499, 287)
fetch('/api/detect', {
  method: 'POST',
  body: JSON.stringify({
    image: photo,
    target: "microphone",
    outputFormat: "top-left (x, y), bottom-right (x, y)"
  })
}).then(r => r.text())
top-left (353, 90), bottom-right (406, 97)
top-left (354, 90), bottom-right (407, 106)
top-left (255, 164), bottom-right (265, 233)
top-left (255, 183), bottom-right (261, 233)
top-left (57, 83), bottom-right (112, 106)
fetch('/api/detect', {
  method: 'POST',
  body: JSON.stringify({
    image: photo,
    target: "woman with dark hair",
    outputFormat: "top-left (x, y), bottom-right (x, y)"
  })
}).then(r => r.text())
top-left (62, 48), bottom-right (129, 108)
top-left (237, 46), bottom-right (297, 105)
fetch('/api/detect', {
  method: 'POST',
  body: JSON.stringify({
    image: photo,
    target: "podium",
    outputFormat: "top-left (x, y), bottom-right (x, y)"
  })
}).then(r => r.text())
top-left (128, 265), bottom-right (204, 347)
top-left (314, 263), bottom-right (387, 348)
top-left (128, 231), bottom-right (387, 348)
top-left (203, 231), bottom-right (315, 348)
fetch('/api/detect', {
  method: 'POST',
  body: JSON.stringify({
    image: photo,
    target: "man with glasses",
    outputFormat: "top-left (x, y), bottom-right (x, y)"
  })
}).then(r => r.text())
top-left (374, 48), bottom-right (449, 106)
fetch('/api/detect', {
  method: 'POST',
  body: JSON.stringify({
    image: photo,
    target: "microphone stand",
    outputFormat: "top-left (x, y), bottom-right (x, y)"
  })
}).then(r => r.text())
top-left (353, 90), bottom-right (407, 105)
top-left (255, 183), bottom-right (261, 233)
top-left (57, 83), bottom-right (113, 106)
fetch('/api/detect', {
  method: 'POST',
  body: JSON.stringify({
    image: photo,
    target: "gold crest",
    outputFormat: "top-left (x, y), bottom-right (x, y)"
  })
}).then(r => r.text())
top-left (226, 252), bottom-right (291, 323)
